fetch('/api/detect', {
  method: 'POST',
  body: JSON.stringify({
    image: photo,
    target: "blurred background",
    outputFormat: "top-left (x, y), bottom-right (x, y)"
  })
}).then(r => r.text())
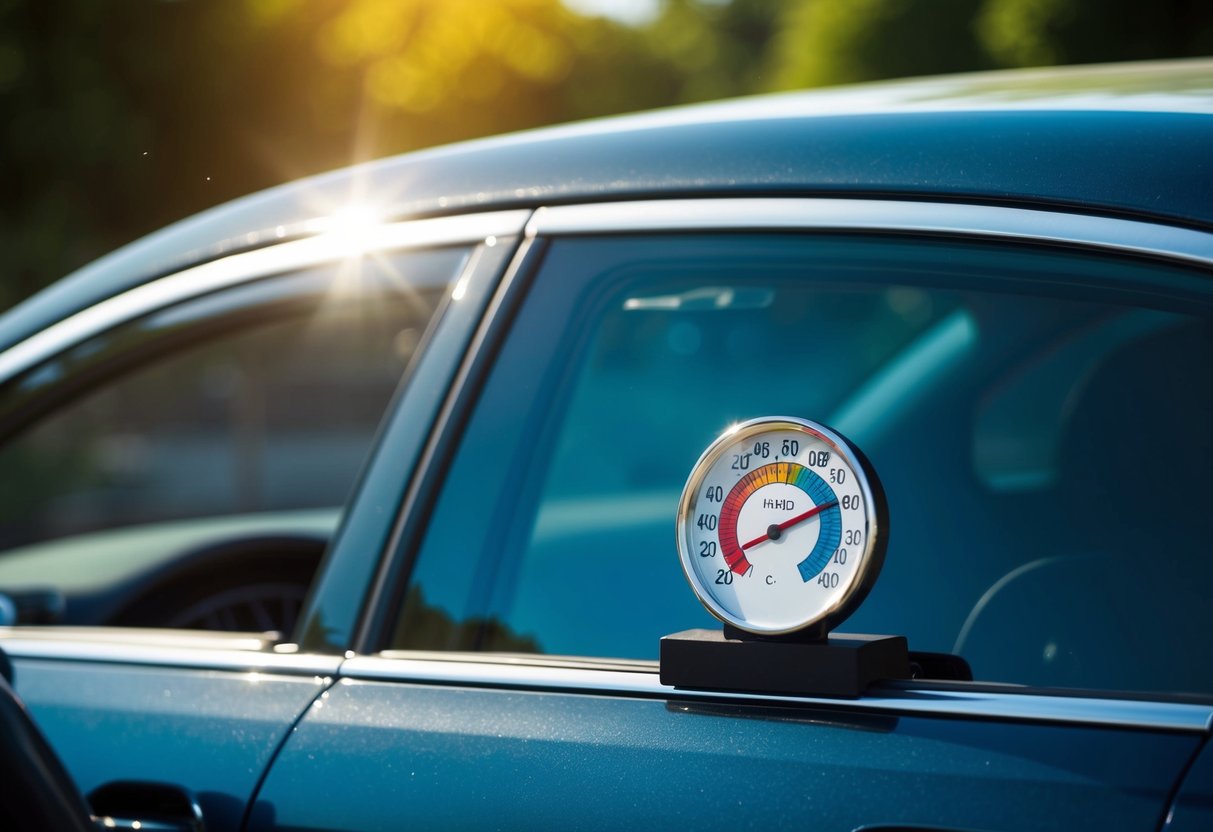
top-left (2, 0), bottom-right (1211, 308)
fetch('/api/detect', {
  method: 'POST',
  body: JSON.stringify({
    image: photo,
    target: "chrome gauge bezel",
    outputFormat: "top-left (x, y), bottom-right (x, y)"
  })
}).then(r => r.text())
top-left (675, 416), bottom-right (888, 637)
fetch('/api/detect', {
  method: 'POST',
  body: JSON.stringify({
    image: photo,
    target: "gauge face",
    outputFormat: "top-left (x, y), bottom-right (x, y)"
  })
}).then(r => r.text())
top-left (676, 417), bottom-right (887, 636)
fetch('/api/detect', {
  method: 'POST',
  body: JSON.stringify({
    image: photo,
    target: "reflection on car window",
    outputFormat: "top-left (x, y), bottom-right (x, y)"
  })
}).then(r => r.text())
top-left (393, 234), bottom-right (1213, 698)
top-left (0, 248), bottom-right (465, 628)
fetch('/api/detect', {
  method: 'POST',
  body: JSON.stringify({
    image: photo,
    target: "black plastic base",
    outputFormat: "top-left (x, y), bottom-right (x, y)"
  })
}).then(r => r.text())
top-left (659, 629), bottom-right (911, 698)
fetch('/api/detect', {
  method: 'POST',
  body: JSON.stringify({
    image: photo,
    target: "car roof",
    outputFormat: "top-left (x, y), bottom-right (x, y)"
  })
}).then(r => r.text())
top-left (3, 58), bottom-right (1212, 351)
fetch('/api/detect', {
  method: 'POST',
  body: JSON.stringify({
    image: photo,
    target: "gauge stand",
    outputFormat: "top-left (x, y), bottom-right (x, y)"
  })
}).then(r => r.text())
top-left (659, 628), bottom-right (911, 699)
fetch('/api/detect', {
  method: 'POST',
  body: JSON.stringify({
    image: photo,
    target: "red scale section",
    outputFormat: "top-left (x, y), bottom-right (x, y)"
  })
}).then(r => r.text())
top-left (719, 464), bottom-right (786, 575)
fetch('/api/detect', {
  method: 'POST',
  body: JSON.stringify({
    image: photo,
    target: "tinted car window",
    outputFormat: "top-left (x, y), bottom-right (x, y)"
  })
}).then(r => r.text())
top-left (392, 234), bottom-right (1213, 697)
top-left (0, 249), bottom-right (465, 621)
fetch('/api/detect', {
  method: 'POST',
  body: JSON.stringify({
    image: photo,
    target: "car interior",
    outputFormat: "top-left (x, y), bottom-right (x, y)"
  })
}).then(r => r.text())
top-left (0, 253), bottom-right (460, 634)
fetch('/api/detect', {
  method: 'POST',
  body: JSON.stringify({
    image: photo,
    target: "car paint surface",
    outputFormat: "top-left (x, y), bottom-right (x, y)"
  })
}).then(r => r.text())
top-left (253, 678), bottom-right (1198, 832)
top-left (1165, 739), bottom-right (1213, 831)
top-left (11, 655), bottom-right (330, 830)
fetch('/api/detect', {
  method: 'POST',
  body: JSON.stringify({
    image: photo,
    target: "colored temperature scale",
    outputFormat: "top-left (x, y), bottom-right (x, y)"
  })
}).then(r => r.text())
top-left (677, 417), bottom-right (887, 636)
top-left (720, 462), bottom-right (842, 583)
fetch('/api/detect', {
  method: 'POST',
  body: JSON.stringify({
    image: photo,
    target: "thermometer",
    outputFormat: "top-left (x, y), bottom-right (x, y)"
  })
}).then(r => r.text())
top-left (676, 417), bottom-right (888, 637)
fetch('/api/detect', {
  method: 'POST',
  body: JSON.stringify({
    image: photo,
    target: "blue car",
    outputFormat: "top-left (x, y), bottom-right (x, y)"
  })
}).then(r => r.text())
top-left (1, 59), bottom-right (1212, 831)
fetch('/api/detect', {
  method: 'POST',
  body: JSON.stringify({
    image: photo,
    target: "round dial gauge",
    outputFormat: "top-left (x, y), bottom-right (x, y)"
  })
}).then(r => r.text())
top-left (676, 417), bottom-right (888, 636)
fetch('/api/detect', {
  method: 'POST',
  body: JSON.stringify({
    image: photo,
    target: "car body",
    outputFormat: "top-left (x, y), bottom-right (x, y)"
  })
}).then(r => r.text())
top-left (1, 59), bottom-right (1213, 831)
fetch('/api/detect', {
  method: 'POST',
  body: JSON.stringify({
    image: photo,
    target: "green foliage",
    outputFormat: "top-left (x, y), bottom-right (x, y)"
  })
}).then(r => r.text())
top-left (768, 0), bottom-right (994, 89)
top-left (978, 0), bottom-right (1213, 67)
top-left (0, 0), bottom-right (686, 307)
top-left (641, 0), bottom-right (780, 102)
top-left (2, 0), bottom-right (1209, 310)
top-left (766, 0), bottom-right (1213, 90)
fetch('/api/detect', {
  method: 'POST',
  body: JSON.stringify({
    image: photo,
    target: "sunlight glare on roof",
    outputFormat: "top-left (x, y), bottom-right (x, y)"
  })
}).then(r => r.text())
top-left (316, 203), bottom-right (386, 259)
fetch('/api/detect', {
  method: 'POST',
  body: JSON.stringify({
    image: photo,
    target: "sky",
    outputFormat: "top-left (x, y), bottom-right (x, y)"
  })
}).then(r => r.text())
top-left (562, 0), bottom-right (662, 25)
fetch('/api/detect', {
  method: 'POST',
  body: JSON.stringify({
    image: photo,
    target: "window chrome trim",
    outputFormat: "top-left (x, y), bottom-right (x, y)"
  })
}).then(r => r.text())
top-left (340, 655), bottom-right (1213, 733)
top-left (0, 632), bottom-right (342, 677)
top-left (5, 633), bottom-right (1208, 731)
top-left (526, 199), bottom-right (1213, 268)
top-left (0, 209), bottom-right (531, 386)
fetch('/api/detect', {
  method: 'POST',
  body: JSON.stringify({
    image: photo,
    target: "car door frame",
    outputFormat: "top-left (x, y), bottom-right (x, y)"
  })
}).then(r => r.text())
top-left (246, 195), bottom-right (1213, 832)
top-left (0, 208), bottom-right (530, 831)
top-left (277, 197), bottom-right (1213, 830)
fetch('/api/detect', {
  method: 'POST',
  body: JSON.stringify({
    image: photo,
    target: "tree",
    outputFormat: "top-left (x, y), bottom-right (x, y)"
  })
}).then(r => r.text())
top-left (764, 0), bottom-right (1213, 91)
top-left (977, 0), bottom-right (1213, 67)
top-left (640, 0), bottom-right (781, 103)
top-left (766, 0), bottom-right (993, 90)
top-left (0, 0), bottom-right (679, 304)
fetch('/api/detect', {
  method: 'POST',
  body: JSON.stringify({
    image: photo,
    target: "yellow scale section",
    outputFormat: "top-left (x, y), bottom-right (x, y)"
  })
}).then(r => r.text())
top-left (751, 461), bottom-right (798, 487)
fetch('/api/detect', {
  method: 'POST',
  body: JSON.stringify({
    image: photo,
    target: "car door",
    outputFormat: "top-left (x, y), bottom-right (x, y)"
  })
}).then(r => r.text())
top-left (258, 199), bottom-right (1213, 831)
top-left (0, 211), bottom-right (527, 831)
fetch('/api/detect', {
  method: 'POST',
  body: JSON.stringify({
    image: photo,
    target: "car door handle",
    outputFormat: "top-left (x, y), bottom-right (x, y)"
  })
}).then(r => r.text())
top-left (89, 781), bottom-right (205, 832)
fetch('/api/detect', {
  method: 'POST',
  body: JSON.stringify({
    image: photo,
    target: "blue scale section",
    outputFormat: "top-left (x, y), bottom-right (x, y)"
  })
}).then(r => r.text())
top-left (793, 467), bottom-right (843, 583)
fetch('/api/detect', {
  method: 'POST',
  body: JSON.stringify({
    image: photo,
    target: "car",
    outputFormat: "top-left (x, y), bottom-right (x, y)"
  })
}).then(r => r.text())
top-left (1, 58), bottom-right (1212, 831)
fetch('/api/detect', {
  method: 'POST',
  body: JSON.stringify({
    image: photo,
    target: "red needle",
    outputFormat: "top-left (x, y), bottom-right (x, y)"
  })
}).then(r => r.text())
top-left (740, 500), bottom-right (839, 550)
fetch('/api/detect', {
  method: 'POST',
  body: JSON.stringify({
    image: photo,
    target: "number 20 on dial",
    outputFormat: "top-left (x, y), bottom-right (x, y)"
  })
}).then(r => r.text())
top-left (676, 417), bottom-right (888, 637)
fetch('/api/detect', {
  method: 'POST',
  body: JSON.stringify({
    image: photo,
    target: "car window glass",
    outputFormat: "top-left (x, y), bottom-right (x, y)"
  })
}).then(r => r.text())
top-left (0, 248), bottom-right (466, 630)
top-left (391, 234), bottom-right (1213, 698)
